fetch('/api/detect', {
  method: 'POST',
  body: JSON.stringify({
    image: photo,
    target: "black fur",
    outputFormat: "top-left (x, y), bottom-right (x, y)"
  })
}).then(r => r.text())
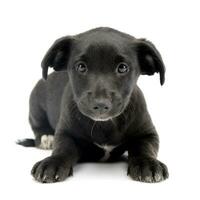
top-left (17, 139), bottom-right (35, 147)
top-left (18, 27), bottom-right (168, 183)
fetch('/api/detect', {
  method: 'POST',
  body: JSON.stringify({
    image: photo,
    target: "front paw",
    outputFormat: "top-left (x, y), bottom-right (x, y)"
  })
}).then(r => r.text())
top-left (128, 157), bottom-right (169, 183)
top-left (31, 156), bottom-right (73, 183)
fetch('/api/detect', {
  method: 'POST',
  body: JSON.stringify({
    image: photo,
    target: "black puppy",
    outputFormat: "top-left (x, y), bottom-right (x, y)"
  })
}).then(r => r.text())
top-left (18, 27), bottom-right (168, 183)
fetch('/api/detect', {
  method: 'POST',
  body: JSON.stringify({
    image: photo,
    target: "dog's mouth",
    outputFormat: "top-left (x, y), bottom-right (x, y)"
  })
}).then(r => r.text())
top-left (85, 113), bottom-right (120, 122)
top-left (91, 117), bottom-right (112, 122)
top-left (77, 103), bottom-right (125, 122)
top-left (76, 98), bottom-right (127, 122)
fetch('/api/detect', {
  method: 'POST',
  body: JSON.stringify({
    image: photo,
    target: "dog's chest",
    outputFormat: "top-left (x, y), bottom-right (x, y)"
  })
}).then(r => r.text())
top-left (94, 143), bottom-right (117, 161)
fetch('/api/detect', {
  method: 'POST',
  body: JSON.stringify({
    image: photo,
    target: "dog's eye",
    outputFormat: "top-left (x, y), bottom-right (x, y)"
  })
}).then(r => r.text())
top-left (116, 63), bottom-right (129, 74)
top-left (76, 63), bottom-right (88, 74)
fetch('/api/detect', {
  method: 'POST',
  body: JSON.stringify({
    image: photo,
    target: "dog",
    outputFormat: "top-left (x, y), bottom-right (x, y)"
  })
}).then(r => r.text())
top-left (18, 27), bottom-right (168, 183)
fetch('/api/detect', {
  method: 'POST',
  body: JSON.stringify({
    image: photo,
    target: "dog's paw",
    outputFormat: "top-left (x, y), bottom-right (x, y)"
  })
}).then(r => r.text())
top-left (31, 156), bottom-right (73, 183)
top-left (39, 135), bottom-right (54, 150)
top-left (127, 157), bottom-right (169, 183)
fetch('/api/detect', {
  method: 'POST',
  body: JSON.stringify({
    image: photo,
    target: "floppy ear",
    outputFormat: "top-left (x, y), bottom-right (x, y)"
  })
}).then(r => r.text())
top-left (136, 39), bottom-right (165, 85)
top-left (41, 36), bottom-right (74, 79)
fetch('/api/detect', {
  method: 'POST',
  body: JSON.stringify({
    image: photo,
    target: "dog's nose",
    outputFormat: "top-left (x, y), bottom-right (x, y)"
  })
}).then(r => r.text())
top-left (92, 99), bottom-right (111, 114)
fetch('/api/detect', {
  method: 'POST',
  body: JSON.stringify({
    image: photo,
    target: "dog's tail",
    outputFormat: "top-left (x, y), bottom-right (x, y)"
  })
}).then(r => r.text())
top-left (16, 138), bottom-right (35, 147)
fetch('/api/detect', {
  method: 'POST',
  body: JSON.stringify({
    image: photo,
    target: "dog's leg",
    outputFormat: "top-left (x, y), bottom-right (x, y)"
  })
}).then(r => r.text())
top-left (127, 132), bottom-right (169, 183)
top-left (28, 97), bottom-right (55, 149)
top-left (31, 133), bottom-right (80, 183)
top-left (28, 120), bottom-right (55, 149)
top-left (18, 116), bottom-right (54, 149)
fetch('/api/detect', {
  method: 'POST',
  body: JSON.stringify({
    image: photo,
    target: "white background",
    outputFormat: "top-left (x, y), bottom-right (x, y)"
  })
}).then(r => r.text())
top-left (0, 0), bottom-right (199, 199)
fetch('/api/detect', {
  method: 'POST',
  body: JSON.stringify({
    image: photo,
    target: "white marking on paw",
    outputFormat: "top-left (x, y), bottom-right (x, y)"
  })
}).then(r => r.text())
top-left (144, 176), bottom-right (153, 182)
top-left (40, 135), bottom-right (54, 150)
top-left (43, 175), bottom-right (47, 181)
top-left (154, 173), bottom-right (163, 182)
top-left (55, 175), bottom-right (59, 180)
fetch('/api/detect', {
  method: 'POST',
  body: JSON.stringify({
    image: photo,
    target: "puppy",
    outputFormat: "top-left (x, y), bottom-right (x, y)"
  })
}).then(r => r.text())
top-left (18, 27), bottom-right (168, 183)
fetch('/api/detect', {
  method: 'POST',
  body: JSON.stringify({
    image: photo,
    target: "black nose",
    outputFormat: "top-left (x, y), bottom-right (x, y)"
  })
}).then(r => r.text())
top-left (92, 99), bottom-right (111, 114)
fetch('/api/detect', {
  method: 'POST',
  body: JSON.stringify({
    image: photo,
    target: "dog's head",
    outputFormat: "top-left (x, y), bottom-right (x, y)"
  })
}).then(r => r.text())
top-left (41, 28), bottom-right (165, 121)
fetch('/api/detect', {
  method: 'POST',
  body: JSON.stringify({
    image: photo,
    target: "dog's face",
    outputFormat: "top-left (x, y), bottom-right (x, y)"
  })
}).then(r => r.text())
top-left (68, 42), bottom-right (139, 121)
top-left (41, 28), bottom-right (165, 121)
